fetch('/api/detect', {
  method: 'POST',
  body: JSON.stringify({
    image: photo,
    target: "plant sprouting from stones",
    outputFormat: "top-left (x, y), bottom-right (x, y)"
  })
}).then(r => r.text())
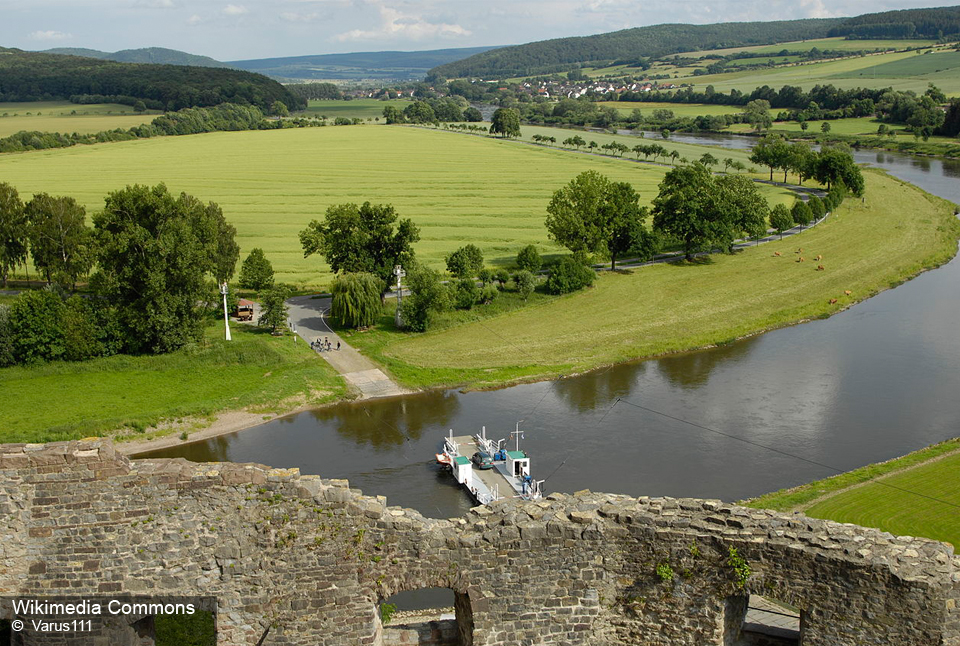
top-left (726, 546), bottom-right (751, 589)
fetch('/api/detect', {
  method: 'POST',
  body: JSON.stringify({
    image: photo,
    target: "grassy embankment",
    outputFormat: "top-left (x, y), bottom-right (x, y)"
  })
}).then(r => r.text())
top-left (0, 124), bottom-right (791, 287)
top-left (0, 322), bottom-right (348, 444)
top-left (746, 438), bottom-right (960, 547)
top-left (346, 169), bottom-right (960, 390)
top-left (0, 101), bottom-right (158, 137)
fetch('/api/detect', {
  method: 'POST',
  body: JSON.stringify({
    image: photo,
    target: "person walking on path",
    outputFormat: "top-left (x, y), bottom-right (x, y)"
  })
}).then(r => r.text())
top-left (337, 341), bottom-right (341, 351)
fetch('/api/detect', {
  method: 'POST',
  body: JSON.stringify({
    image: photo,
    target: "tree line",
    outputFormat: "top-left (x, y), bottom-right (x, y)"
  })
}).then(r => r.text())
top-left (0, 47), bottom-right (304, 112)
top-left (0, 103), bottom-right (326, 154)
top-left (0, 183), bottom-right (239, 367)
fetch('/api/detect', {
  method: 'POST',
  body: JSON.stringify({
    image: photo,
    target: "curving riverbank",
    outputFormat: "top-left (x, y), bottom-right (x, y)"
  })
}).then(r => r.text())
top-left (347, 169), bottom-right (960, 392)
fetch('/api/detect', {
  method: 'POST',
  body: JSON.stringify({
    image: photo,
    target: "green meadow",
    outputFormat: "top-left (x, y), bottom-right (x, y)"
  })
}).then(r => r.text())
top-left (747, 438), bottom-right (960, 548)
top-left (347, 170), bottom-right (960, 389)
top-left (0, 101), bottom-right (157, 137)
top-left (0, 322), bottom-right (348, 443)
top-left (668, 48), bottom-right (960, 95)
top-left (0, 124), bottom-right (791, 287)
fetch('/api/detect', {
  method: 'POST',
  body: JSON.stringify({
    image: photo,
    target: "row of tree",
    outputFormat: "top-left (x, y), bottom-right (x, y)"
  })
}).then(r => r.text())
top-left (749, 137), bottom-right (865, 195)
top-left (0, 183), bottom-right (239, 365)
top-left (0, 103), bottom-right (319, 154)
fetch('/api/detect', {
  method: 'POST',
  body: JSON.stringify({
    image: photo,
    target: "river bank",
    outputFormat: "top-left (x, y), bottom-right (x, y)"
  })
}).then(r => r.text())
top-left (347, 170), bottom-right (960, 392)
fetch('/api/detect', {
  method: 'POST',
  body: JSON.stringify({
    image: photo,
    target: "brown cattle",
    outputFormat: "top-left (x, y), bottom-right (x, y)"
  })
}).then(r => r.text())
top-left (797, 256), bottom-right (805, 263)
top-left (829, 298), bottom-right (838, 304)
top-left (844, 290), bottom-right (852, 295)
top-left (816, 265), bottom-right (825, 271)
top-left (774, 251), bottom-right (782, 257)
top-left (815, 254), bottom-right (822, 262)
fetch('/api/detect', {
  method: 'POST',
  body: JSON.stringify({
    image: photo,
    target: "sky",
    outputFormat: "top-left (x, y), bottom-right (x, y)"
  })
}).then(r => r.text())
top-left (1, 0), bottom-right (957, 61)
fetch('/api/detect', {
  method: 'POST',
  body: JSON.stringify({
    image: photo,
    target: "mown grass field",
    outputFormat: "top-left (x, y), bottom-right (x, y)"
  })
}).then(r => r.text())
top-left (0, 124), bottom-right (791, 287)
top-left (747, 438), bottom-right (960, 548)
top-left (0, 322), bottom-right (347, 443)
top-left (0, 101), bottom-right (157, 137)
top-left (304, 98), bottom-right (412, 120)
top-left (347, 170), bottom-right (960, 389)
top-left (676, 37), bottom-right (938, 58)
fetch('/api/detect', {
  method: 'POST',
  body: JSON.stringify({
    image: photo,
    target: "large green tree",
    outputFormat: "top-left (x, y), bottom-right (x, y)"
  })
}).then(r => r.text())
top-left (815, 148), bottom-right (865, 196)
top-left (398, 265), bottom-right (449, 332)
top-left (490, 108), bottom-right (521, 138)
top-left (545, 170), bottom-right (653, 270)
top-left (299, 202), bottom-right (420, 296)
top-left (445, 244), bottom-right (484, 278)
top-left (238, 247), bottom-right (275, 291)
top-left (331, 272), bottom-right (382, 329)
top-left (92, 183), bottom-right (238, 354)
top-left (26, 193), bottom-right (94, 290)
top-left (749, 135), bottom-right (791, 182)
top-left (0, 183), bottom-right (28, 287)
top-left (769, 204), bottom-right (793, 240)
top-left (652, 164), bottom-right (769, 260)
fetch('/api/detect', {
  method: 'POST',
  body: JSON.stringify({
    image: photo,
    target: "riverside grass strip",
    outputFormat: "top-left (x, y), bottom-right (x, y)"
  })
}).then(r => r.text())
top-left (0, 323), bottom-right (348, 443)
top-left (0, 124), bottom-right (792, 287)
top-left (746, 438), bottom-right (960, 549)
top-left (350, 170), bottom-right (960, 388)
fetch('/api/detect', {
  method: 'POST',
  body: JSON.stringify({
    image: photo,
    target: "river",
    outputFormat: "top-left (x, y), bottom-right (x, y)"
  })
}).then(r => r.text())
top-left (139, 134), bottom-right (960, 522)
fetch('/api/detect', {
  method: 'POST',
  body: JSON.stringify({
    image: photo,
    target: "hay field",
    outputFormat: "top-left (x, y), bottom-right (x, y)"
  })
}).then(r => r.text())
top-left (0, 124), bottom-right (789, 287)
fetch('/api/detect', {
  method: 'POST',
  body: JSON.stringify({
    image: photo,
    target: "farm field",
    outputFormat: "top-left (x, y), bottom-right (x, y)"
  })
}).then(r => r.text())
top-left (667, 48), bottom-right (960, 95)
top-left (0, 322), bottom-right (348, 443)
top-left (304, 98), bottom-right (412, 120)
top-left (0, 101), bottom-right (157, 137)
top-left (347, 170), bottom-right (960, 389)
top-left (595, 101), bottom-right (744, 118)
top-left (676, 37), bottom-right (938, 58)
top-left (0, 124), bottom-right (791, 287)
top-left (747, 438), bottom-right (960, 548)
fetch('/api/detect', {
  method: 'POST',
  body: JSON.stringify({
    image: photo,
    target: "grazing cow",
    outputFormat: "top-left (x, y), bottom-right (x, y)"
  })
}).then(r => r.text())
top-left (816, 265), bottom-right (825, 271)
top-left (796, 248), bottom-right (803, 254)
top-left (829, 298), bottom-right (838, 304)
top-left (797, 256), bottom-right (805, 263)
top-left (844, 290), bottom-right (852, 295)
top-left (774, 251), bottom-right (782, 257)
top-left (815, 254), bottom-right (822, 262)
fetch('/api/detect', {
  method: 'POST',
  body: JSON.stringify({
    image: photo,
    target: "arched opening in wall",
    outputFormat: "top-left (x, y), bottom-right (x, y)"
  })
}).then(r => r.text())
top-left (725, 594), bottom-right (803, 646)
top-left (378, 587), bottom-right (473, 646)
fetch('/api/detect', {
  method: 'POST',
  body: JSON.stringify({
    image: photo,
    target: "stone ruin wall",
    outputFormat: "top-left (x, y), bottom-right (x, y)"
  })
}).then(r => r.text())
top-left (0, 439), bottom-right (958, 645)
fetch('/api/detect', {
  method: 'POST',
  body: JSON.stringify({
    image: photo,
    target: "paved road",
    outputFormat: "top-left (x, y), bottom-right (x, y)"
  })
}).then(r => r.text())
top-left (285, 295), bottom-right (406, 399)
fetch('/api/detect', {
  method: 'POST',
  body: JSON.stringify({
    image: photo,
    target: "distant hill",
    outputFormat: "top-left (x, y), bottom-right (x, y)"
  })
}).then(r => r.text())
top-left (42, 46), bottom-right (231, 68)
top-left (229, 46), bottom-right (502, 80)
top-left (429, 19), bottom-right (844, 79)
top-left (430, 5), bottom-right (960, 79)
top-left (0, 48), bottom-right (303, 111)
top-left (828, 5), bottom-right (960, 39)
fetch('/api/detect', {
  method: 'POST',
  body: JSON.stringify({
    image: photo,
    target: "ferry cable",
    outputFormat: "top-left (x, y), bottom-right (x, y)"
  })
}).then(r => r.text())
top-left (611, 398), bottom-right (960, 512)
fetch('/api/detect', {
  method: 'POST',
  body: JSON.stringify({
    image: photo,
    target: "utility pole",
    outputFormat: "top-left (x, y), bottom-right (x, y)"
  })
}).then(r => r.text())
top-left (220, 281), bottom-right (232, 342)
top-left (394, 264), bottom-right (406, 328)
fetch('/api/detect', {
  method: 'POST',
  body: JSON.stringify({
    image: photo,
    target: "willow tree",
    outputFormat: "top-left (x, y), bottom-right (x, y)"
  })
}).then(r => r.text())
top-left (331, 272), bottom-right (382, 329)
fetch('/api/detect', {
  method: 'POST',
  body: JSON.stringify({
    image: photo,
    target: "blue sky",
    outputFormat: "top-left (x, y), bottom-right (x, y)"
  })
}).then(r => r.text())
top-left (1, 0), bottom-right (956, 61)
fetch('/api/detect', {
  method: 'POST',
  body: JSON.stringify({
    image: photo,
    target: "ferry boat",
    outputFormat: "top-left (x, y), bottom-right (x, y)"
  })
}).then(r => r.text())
top-left (435, 425), bottom-right (544, 505)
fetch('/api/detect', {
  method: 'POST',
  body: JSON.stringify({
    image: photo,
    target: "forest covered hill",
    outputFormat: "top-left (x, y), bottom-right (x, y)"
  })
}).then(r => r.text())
top-left (41, 47), bottom-right (231, 69)
top-left (0, 47), bottom-right (304, 111)
top-left (430, 5), bottom-right (960, 79)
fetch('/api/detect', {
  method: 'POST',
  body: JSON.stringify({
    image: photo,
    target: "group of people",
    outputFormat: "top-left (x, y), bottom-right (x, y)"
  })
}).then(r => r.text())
top-left (311, 337), bottom-right (340, 352)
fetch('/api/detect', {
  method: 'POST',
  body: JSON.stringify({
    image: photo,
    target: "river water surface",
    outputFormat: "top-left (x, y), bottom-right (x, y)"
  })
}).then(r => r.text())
top-left (141, 135), bottom-right (960, 521)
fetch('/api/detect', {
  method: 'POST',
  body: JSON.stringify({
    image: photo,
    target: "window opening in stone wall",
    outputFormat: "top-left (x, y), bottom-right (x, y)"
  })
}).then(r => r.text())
top-left (378, 587), bottom-right (473, 646)
top-left (732, 594), bottom-right (802, 646)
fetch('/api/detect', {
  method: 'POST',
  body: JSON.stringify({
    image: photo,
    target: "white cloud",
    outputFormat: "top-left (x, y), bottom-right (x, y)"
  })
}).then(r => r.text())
top-left (799, 0), bottom-right (840, 18)
top-left (186, 13), bottom-right (204, 24)
top-left (223, 4), bottom-right (248, 15)
top-left (280, 11), bottom-right (321, 22)
top-left (336, 5), bottom-right (470, 42)
top-left (132, 0), bottom-right (174, 7)
top-left (29, 30), bottom-right (71, 40)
